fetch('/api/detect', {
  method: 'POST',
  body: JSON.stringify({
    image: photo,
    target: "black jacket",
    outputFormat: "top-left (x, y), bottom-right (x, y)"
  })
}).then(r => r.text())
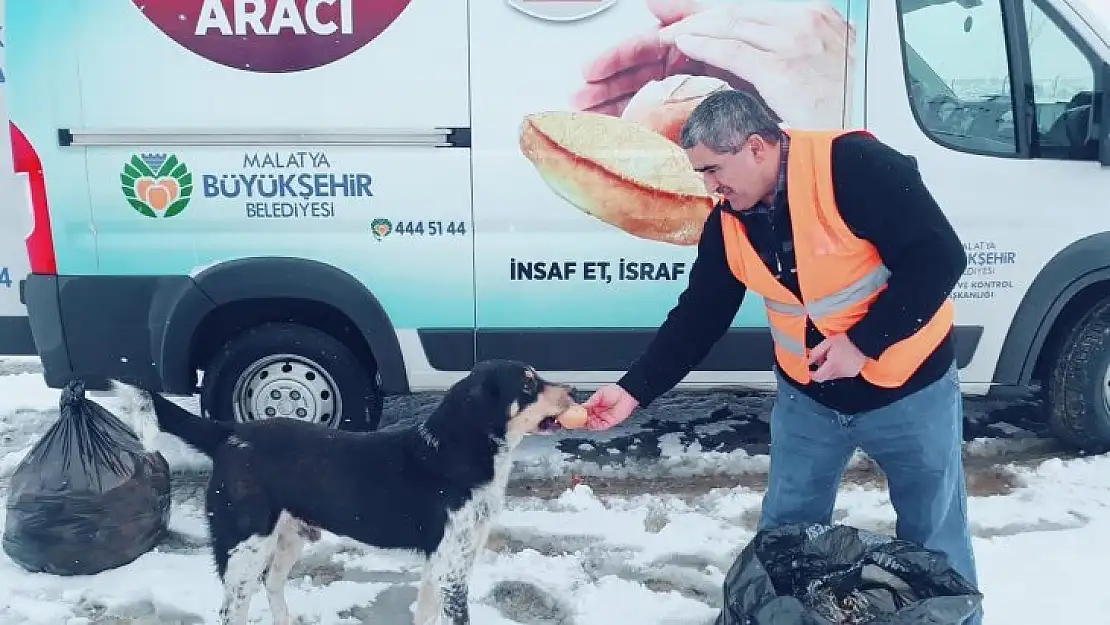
top-left (617, 132), bottom-right (967, 415)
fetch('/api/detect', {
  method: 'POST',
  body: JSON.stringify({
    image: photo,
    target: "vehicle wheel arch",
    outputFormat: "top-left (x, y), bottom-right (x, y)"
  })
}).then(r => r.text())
top-left (154, 257), bottom-right (409, 395)
top-left (994, 232), bottom-right (1110, 389)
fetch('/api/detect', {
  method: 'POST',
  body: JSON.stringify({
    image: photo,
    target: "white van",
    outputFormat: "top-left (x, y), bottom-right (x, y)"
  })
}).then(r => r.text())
top-left (7, 0), bottom-right (1110, 449)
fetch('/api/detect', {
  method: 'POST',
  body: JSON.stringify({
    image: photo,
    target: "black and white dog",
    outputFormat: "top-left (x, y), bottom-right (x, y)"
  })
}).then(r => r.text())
top-left (124, 359), bottom-right (575, 625)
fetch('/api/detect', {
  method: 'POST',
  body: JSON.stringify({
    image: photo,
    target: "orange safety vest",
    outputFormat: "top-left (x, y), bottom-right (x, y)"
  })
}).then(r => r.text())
top-left (720, 128), bottom-right (954, 388)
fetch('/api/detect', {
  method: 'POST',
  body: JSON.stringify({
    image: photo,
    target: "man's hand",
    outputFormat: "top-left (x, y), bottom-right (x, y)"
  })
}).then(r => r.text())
top-left (808, 333), bottom-right (867, 383)
top-left (582, 384), bottom-right (640, 430)
top-left (657, 1), bottom-right (855, 129)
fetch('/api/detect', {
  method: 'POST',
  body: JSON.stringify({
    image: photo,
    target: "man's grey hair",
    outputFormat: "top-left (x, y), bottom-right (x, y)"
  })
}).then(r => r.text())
top-left (678, 89), bottom-right (782, 154)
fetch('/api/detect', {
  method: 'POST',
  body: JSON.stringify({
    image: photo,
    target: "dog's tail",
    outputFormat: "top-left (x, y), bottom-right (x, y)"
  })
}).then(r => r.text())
top-left (109, 380), bottom-right (233, 457)
top-left (147, 392), bottom-right (233, 458)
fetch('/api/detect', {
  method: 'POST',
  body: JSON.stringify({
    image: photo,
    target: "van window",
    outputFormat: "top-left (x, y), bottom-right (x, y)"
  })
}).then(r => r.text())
top-left (1026, 0), bottom-right (1099, 160)
top-left (898, 0), bottom-right (1019, 156)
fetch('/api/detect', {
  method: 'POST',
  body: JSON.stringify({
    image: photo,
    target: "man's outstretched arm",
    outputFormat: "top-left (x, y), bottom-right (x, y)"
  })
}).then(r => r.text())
top-left (618, 207), bottom-right (748, 407)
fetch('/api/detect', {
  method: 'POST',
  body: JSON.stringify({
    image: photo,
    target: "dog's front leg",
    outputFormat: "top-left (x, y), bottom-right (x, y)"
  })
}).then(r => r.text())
top-left (438, 517), bottom-right (494, 624)
top-left (416, 504), bottom-right (496, 625)
top-left (430, 547), bottom-right (481, 625)
top-left (413, 576), bottom-right (469, 625)
top-left (415, 552), bottom-right (475, 625)
top-left (440, 579), bottom-right (470, 625)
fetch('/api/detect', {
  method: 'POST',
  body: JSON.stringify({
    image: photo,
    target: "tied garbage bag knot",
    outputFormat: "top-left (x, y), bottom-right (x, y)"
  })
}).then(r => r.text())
top-left (59, 378), bottom-right (86, 407)
top-left (715, 523), bottom-right (982, 625)
top-left (2, 378), bottom-right (172, 576)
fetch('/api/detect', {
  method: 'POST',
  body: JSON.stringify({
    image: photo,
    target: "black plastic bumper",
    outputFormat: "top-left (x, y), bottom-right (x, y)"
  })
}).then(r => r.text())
top-left (22, 273), bottom-right (201, 392)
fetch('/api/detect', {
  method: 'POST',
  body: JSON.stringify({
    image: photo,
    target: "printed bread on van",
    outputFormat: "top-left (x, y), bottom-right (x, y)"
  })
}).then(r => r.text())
top-left (519, 110), bottom-right (714, 246)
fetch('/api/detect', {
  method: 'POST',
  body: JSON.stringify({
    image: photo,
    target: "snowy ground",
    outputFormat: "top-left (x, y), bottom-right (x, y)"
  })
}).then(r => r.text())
top-left (0, 357), bottom-right (1108, 625)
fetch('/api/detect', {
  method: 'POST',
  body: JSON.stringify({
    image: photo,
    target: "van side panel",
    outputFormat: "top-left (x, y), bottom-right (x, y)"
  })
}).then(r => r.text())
top-left (465, 0), bottom-right (864, 384)
top-left (79, 1), bottom-right (472, 327)
top-left (9, 0), bottom-right (474, 390)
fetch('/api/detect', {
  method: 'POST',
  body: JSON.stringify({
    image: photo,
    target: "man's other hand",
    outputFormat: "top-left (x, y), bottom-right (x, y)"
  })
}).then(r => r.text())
top-left (808, 333), bottom-right (867, 383)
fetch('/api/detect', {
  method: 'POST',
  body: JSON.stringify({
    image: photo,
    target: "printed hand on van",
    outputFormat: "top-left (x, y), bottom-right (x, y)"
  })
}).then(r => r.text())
top-left (572, 0), bottom-right (739, 116)
top-left (658, 1), bottom-right (855, 128)
top-left (808, 334), bottom-right (866, 383)
top-left (573, 0), bottom-right (855, 129)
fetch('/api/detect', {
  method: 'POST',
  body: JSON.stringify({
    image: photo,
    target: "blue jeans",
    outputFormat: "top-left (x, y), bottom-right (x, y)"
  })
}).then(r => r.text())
top-left (758, 363), bottom-right (982, 625)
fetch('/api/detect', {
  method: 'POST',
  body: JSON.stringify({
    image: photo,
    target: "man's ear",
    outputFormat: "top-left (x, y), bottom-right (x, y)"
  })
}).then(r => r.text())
top-left (749, 135), bottom-right (766, 160)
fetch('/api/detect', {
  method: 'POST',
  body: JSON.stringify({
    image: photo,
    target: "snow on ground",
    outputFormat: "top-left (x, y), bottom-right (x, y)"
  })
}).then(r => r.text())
top-left (0, 363), bottom-right (1108, 624)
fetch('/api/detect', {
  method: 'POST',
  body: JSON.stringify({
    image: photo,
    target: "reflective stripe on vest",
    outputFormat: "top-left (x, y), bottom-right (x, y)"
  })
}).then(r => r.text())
top-left (768, 323), bottom-right (806, 356)
top-left (763, 263), bottom-right (891, 320)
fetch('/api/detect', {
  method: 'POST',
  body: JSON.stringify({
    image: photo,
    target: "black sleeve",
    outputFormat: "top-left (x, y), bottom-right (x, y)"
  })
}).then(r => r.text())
top-left (617, 207), bottom-right (747, 407)
top-left (830, 133), bottom-right (967, 359)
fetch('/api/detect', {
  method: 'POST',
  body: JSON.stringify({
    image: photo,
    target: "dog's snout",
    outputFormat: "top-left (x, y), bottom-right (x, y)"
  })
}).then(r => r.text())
top-left (539, 380), bottom-right (576, 409)
top-left (552, 382), bottom-right (576, 398)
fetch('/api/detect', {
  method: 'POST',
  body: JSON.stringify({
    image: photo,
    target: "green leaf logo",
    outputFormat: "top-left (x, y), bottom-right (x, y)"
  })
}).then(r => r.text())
top-left (371, 218), bottom-right (392, 241)
top-left (121, 153), bottom-right (194, 218)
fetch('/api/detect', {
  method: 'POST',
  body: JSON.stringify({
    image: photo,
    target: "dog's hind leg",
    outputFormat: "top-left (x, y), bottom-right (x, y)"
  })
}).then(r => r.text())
top-left (263, 512), bottom-right (310, 625)
top-left (217, 531), bottom-right (275, 625)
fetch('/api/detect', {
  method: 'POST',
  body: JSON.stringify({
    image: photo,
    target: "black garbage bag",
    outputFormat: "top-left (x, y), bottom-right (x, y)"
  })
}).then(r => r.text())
top-left (716, 523), bottom-right (982, 625)
top-left (2, 379), bottom-right (172, 575)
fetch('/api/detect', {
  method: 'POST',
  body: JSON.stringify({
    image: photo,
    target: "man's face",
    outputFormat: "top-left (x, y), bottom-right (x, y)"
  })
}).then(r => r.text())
top-left (686, 136), bottom-right (777, 211)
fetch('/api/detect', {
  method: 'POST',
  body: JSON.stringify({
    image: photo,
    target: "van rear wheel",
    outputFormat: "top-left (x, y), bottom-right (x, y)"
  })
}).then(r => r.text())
top-left (1047, 296), bottom-right (1110, 453)
top-left (200, 322), bottom-right (383, 431)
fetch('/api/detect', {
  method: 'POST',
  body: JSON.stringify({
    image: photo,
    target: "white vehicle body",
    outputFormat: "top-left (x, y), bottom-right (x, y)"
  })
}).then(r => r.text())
top-left (6, 0), bottom-right (1110, 449)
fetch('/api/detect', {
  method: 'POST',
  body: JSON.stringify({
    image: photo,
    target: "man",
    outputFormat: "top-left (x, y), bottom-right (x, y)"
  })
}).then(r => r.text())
top-left (583, 89), bottom-right (982, 623)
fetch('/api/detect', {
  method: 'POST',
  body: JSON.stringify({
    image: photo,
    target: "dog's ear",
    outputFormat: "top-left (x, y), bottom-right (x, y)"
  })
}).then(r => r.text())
top-left (469, 372), bottom-right (503, 404)
top-left (468, 375), bottom-right (493, 403)
top-left (469, 373), bottom-right (518, 429)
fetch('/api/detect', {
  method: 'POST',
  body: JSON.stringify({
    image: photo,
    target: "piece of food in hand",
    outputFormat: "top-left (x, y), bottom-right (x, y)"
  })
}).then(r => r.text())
top-left (621, 74), bottom-right (731, 145)
top-left (557, 404), bottom-right (589, 429)
top-left (519, 110), bottom-right (713, 246)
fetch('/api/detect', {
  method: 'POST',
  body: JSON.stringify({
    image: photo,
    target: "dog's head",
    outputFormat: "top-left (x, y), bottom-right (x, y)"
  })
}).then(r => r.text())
top-left (432, 359), bottom-right (576, 450)
top-left (418, 360), bottom-right (575, 488)
top-left (473, 359), bottom-right (576, 445)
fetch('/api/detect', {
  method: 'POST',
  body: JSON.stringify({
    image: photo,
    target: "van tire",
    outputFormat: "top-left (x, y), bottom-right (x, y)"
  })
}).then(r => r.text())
top-left (1047, 296), bottom-right (1110, 453)
top-left (199, 322), bottom-right (383, 432)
